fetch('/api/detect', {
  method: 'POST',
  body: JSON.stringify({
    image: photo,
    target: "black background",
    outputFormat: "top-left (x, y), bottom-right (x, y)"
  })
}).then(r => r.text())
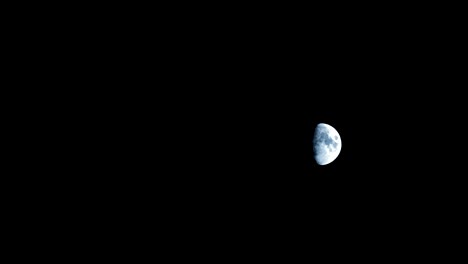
top-left (94, 22), bottom-right (462, 243)
top-left (20, 6), bottom-right (465, 255)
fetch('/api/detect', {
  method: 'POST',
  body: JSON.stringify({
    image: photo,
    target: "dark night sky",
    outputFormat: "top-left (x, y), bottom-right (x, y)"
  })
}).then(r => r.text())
top-left (11, 4), bottom-right (467, 257)
top-left (102, 21), bottom-right (462, 221)
top-left (60, 9), bottom-right (465, 250)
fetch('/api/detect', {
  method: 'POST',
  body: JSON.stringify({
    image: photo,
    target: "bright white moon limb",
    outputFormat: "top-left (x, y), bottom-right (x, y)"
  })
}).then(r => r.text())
top-left (313, 123), bottom-right (342, 165)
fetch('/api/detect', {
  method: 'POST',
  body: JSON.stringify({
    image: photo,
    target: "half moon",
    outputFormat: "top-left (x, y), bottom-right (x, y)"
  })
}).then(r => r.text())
top-left (313, 123), bottom-right (342, 165)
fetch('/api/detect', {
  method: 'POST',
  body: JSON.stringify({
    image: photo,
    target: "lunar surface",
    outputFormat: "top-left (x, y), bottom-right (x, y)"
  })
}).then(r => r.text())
top-left (313, 123), bottom-right (342, 165)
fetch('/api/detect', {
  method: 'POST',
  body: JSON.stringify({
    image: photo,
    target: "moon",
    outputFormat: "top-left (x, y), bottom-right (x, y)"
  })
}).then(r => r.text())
top-left (313, 123), bottom-right (342, 165)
